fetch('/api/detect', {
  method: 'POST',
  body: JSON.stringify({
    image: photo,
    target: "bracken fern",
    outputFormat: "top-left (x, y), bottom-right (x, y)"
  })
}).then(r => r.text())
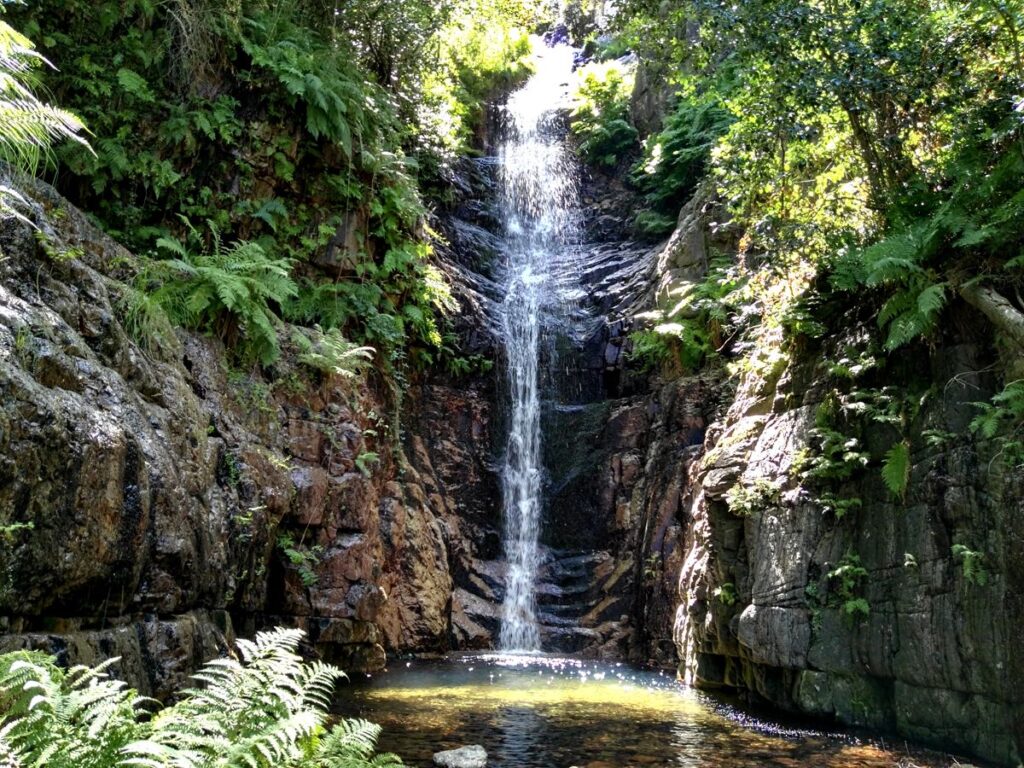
top-left (0, 629), bottom-right (402, 768)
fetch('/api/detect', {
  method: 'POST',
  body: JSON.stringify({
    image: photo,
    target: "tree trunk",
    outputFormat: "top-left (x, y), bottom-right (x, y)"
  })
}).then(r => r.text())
top-left (959, 282), bottom-right (1024, 352)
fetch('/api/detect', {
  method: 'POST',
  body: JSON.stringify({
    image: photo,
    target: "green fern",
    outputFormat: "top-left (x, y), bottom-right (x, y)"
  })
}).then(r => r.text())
top-left (951, 544), bottom-right (989, 587)
top-left (311, 720), bottom-right (403, 768)
top-left (0, 724), bottom-right (25, 768)
top-left (148, 224), bottom-right (298, 364)
top-left (881, 440), bottom-right (911, 498)
top-left (0, 19), bottom-right (89, 218)
top-left (969, 379), bottom-right (1024, 466)
top-left (0, 629), bottom-right (402, 768)
top-left (0, 652), bottom-right (145, 768)
top-left (240, 15), bottom-right (375, 160)
top-left (293, 326), bottom-right (374, 379)
top-left (831, 142), bottom-right (1024, 351)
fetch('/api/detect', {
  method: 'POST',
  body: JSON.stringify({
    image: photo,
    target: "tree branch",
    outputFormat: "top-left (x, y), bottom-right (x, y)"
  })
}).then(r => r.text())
top-left (959, 282), bottom-right (1024, 351)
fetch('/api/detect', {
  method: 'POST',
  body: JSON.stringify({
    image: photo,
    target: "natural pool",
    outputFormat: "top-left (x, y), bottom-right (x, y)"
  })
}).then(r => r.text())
top-left (335, 654), bottom-right (961, 768)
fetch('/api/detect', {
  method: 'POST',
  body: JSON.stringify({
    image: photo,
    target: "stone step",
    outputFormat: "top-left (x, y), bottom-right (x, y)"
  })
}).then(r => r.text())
top-left (539, 624), bottom-right (603, 654)
top-left (536, 611), bottom-right (581, 628)
top-left (534, 581), bottom-right (592, 603)
top-left (537, 599), bottom-right (593, 619)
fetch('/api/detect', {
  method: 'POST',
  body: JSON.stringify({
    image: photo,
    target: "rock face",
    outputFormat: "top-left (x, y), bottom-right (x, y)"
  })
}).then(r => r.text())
top-left (0, 178), bottom-right (498, 692)
top-left (2, 128), bottom-right (1019, 768)
top-left (672, 340), bottom-right (1024, 765)
top-left (633, 193), bottom-right (1024, 765)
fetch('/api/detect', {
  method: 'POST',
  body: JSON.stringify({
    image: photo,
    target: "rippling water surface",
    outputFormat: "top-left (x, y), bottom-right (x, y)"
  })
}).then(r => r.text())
top-left (336, 654), bottom-right (960, 768)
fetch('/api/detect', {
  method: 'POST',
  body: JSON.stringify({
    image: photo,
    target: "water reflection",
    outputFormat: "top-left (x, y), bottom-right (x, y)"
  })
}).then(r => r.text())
top-left (335, 655), bottom-right (961, 767)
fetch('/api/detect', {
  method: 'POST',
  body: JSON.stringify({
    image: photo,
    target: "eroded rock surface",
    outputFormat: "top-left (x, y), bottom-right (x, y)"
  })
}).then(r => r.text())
top-left (0, 179), bottom-right (499, 692)
top-left (648, 198), bottom-right (1024, 765)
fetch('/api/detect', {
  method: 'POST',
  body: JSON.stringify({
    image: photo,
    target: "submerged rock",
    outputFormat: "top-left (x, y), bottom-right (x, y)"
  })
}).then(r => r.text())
top-left (433, 745), bottom-right (488, 768)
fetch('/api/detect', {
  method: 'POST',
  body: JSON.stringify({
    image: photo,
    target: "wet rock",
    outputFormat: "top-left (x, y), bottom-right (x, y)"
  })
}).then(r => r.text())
top-left (433, 745), bottom-right (488, 768)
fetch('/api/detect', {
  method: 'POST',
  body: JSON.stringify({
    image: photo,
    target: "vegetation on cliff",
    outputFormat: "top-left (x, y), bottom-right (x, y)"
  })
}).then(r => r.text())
top-left (6, 0), bottom-right (538, 370)
top-left (567, 0), bottom-right (1024, 478)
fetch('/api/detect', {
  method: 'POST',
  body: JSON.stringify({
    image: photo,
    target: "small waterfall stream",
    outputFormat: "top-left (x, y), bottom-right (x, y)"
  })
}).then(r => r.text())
top-left (496, 44), bottom-right (581, 652)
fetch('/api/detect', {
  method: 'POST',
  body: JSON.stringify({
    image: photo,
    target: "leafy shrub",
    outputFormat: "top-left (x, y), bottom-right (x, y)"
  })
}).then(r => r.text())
top-left (11, 1), bottom-right (453, 366)
top-left (632, 95), bottom-right (732, 236)
top-left (420, 18), bottom-right (533, 169)
top-left (570, 61), bottom-right (638, 167)
top-left (144, 225), bottom-right (298, 365)
top-left (0, 628), bottom-right (402, 768)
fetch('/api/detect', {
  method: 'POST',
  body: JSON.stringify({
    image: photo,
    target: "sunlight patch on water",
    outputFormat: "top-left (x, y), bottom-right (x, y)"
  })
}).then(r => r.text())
top-left (337, 657), bottom-right (960, 768)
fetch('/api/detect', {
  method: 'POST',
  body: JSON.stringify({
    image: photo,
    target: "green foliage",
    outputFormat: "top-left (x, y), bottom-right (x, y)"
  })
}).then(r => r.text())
top-left (0, 652), bottom-right (143, 768)
top-left (629, 254), bottom-right (743, 375)
top-left (712, 582), bottom-right (737, 607)
top-left (294, 327), bottom-right (374, 379)
top-left (804, 422), bottom-right (869, 486)
top-left (826, 552), bottom-right (870, 622)
top-left (240, 14), bottom-right (370, 159)
top-left (632, 94), bottom-right (732, 235)
top-left (970, 380), bottom-right (1024, 466)
top-left (724, 478), bottom-right (779, 517)
top-left (355, 452), bottom-right (381, 479)
top-left (613, 0), bottom-right (1024, 402)
top-left (881, 441), bottom-right (911, 498)
top-left (0, 521), bottom-right (32, 545)
top-left (0, 629), bottom-right (402, 768)
top-left (815, 493), bottom-right (863, 520)
top-left (142, 225), bottom-right (298, 365)
top-left (800, 370), bottom-right (927, 514)
top-left (830, 227), bottom-right (950, 351)
top-left (827, 138), bottom-right (1024, 351)
top-left (9, 0), bottom-right (484, 368)
top-left (419, 11), bottom-right (533, 172)
top-left (951, 544), bottom-right (989, 587)
top-left (277, 535), bottom-right (324, 588)
top-left (581, 33), bottom-right (632, 63)
top-left (628, 323), bottom-right (708, 375)
top-left (570, 61), bottom-right (639, 168)
top-left (0, 18), bottom-right (89, 218)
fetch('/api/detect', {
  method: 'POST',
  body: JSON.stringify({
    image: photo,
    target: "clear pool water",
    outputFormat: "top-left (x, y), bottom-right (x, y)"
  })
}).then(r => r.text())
top-left (335, 654), bottom-right (961, 768)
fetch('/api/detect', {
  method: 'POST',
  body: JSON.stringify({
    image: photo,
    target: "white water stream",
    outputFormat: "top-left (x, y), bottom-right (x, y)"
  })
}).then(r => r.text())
top-left (497, 44), bottom-right (581, 651)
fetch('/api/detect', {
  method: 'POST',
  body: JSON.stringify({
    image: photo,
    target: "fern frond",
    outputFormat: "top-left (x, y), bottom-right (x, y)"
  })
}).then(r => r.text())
top-left (915, 283), bottom-right (947, 319)
top-left (312, 718), bottom-right (400, 767)
top-left (881, 441), bottom-right (911, 497)
top-left (0, 20), bottom-right (90, 194)
top-left (294, 326), bottom-right (374, 379)
top-left (1, 628), bottom-right (382, 768)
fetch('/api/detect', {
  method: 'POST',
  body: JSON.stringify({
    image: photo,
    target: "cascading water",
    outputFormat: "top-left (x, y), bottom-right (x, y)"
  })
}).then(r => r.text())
top-left (496, 43), bottom-right (581, 652)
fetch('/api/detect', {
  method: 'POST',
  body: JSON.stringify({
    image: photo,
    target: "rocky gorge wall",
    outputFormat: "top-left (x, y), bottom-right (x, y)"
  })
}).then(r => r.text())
top-left (630, 192), bottom-right (1024, 765)
top-left (2, 104), bottom-right (1020, 768)
top-left (0, 177), bottom-right (504, 695)
top-left (0, 147), bottom-right (683, 703)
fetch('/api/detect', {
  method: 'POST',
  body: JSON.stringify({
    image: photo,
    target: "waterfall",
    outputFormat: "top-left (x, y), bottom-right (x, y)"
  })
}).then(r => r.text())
top-left (497, 43), bottom-right (581, 652)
